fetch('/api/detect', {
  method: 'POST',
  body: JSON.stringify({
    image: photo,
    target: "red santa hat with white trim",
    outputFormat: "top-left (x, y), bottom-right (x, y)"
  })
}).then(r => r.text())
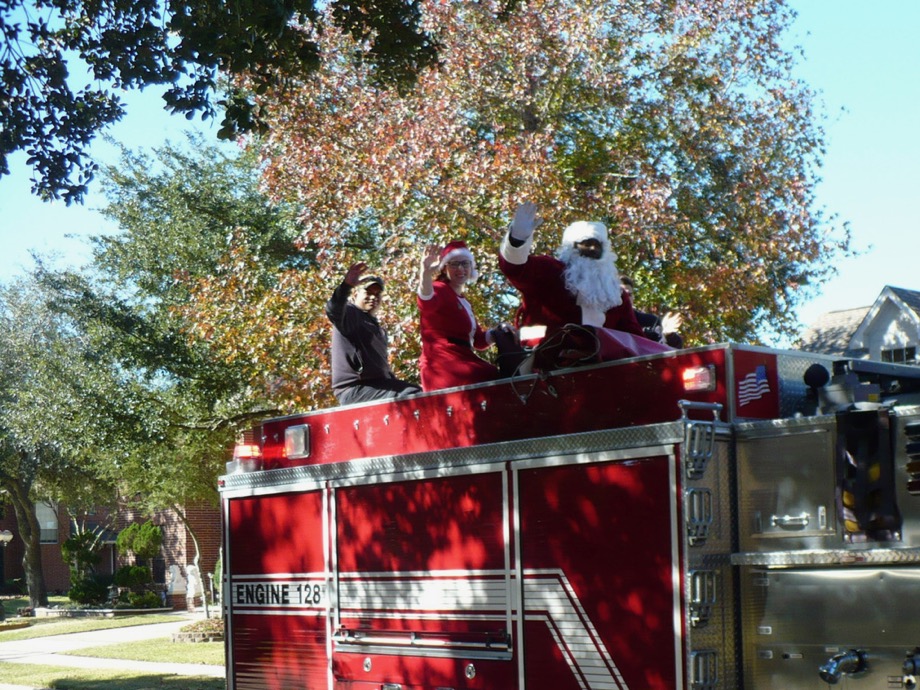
top-left (438, 240), bottom-right (479, 281)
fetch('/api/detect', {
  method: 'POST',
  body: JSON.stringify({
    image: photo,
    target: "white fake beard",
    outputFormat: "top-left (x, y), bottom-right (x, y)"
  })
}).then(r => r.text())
top-left (559, 247), bottom-right (623, 313)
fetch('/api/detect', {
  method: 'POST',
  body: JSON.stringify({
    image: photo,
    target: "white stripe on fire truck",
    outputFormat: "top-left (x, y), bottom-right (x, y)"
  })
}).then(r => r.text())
top-left (337, 570), bottom-right (627, 690)
top-left (338, 574), bottom-right (510, 611)
top-left (231, 569), bottom-right (629, 690)
top-left (230, 576), bottom-right (327, 609)
top-left (523, 570), bottom-right (628, 690)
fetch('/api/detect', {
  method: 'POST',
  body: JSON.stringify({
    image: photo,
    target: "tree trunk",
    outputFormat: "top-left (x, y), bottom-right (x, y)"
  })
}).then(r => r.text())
top-left (6, 475), bottom-right (48, 608)
top-left (172, 504), bottom-right (209, 618)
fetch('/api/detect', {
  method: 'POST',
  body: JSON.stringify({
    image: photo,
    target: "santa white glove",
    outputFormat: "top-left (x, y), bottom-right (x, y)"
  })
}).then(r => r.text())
top-left (509, 202), bottom-right (543, 242)
top-left (661, 311), bottom-right (683, 335)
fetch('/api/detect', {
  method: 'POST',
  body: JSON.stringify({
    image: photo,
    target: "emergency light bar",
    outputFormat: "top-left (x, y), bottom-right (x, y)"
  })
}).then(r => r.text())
top-left (682, 364), bottom-right (716, 392)
top-left (226, 441), bottom-right (263, 474)
top-left (233, 443), bottom-right (261, 459)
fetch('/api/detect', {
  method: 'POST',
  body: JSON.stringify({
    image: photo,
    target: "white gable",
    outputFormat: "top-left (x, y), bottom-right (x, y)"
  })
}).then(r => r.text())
top-left (849, 286), bottom-right (920, 360)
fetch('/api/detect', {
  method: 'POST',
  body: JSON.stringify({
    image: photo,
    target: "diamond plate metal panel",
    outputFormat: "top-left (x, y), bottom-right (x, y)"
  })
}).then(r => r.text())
top-left (774, 351), bottom-right (838, 419)
top-left (682, 429), bottom-right (741, 690)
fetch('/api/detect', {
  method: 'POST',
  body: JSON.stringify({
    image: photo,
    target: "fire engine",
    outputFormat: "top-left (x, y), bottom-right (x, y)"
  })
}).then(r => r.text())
top-left (219, 343), bottom-right (920, 689)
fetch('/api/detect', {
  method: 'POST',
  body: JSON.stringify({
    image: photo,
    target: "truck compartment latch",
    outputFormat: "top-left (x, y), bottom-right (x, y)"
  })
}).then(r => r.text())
top-left (770, 512), bottom-right (811, 529)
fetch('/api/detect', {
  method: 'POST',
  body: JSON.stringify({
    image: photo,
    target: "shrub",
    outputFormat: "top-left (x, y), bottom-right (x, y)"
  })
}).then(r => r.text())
top-left (68, 575), bottom-right (112, 606)
top-left (116, 522), bottom-right (163, 561)
top-left (0, 579), bottom-right (25, 596)
top-left (61, 529), bottom-right (104, 585)
top-left (114, 565), bottom-right (152, 590)
top-left (125, 591), bottom-right (162, 609)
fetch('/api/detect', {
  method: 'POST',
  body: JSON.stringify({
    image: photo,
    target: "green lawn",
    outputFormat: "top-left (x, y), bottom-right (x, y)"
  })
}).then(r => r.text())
top-left (1, 593), bottom-right (61, 618)
top-left (0, 595), bottom-right (225, 687)
top-left (0, 613), bottom-right (183, 641)
top-left (0, 663), bottom-right (225, 689)
top-left (73, 638), bottom-right (225, 666)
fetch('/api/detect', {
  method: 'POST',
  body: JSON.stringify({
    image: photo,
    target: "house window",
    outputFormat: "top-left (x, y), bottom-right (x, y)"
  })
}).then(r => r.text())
top-left (35, 502), bottom-right (59, 544)
top-left (881, 347), bottom-right (918, 365)
top-left (152, 556), bottom-right (166, 584)
top-left (135, 556), bottom-right (167, 584)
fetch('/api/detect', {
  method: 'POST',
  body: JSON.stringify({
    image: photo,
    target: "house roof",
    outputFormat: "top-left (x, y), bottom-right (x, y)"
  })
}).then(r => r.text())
top-left (889, 286), bottom-right (920, 315)
top-left (799, 306), bottom-right (871, 355)
top-left (798, 285), bottom-right (920, 356)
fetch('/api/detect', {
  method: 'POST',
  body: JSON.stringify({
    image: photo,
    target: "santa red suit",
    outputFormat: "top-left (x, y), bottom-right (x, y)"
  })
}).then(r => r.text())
top-left (499, 213), bottom-right (669, 362)
top-left (417, 242), bottom-right (499, 391)
top-left (499, 223), bottom-right (644, 334)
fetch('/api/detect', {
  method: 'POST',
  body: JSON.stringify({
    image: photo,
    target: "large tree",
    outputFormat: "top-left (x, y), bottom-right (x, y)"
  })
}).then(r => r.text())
top-left (2, 141), bottom-right (319, 605)
top-left (179, 0), bottom-right (849, 381)
top-left (0, 276), bottom-right (123, 608)
top-left (41, 135), bottom-right (306, 505)
top-left (1, 0), bottom-right (439, 202)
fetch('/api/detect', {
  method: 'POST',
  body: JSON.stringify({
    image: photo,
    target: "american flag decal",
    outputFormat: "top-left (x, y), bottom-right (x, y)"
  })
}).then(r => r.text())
top-left (738, 364), bottom-right (770, 406)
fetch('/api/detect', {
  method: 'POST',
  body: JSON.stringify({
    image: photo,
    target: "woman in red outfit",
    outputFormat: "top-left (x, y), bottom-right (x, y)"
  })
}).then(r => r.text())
top-left (416, 241), bottom-right (502, 392)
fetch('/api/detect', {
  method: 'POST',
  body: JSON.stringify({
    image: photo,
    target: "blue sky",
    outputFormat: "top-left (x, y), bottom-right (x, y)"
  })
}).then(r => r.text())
top-left (1, 1), bottom-right (918, 342)
top-left (787, 0), bottom-right (920, 327)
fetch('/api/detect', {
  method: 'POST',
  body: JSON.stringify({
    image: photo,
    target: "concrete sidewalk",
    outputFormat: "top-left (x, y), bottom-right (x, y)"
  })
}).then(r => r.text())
top-left (0, 615), bottom-right (224, 689)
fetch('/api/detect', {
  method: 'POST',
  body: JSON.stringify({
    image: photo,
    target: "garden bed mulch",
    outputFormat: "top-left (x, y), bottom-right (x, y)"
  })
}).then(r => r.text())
top-left (174, 617), bottom-right (224, 643)
top-left (172, 630), bottom-right (225, 643)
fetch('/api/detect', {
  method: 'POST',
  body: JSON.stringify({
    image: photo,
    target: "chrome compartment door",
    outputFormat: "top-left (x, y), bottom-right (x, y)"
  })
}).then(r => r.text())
top-left (736, 418), bottom-right (838, 551)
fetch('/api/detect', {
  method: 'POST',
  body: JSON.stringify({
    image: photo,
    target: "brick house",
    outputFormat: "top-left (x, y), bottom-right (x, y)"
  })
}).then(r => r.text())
top-left (118, 501), bottom-right (222, 610)
top-left (0, 503), bottom-right (115, 596)
top-left (0, 500), bottom-right (220, 611)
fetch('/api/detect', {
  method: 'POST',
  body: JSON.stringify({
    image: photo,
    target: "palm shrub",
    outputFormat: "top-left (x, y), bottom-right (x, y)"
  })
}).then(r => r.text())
top-left (63, 528), bottom-right (110, 605)
top-left (113, 522), bottom-right (164, 608)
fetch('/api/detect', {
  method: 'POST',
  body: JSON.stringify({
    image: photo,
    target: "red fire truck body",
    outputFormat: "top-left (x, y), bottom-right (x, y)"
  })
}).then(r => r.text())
top-left (219, 343), bottom-right (920, 690)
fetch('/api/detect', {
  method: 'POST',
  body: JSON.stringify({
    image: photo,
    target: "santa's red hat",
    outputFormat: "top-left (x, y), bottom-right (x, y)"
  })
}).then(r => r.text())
top-left (438, 240), bottom-right (479, 281)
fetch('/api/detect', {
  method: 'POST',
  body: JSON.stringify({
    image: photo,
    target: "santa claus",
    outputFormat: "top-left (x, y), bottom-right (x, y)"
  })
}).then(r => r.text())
top-left (498, 202), bottom-right (669, 363)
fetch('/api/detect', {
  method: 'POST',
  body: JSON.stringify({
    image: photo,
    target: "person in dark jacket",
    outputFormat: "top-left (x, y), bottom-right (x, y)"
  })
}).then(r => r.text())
top-left (325, 262), bottom-right (421, 405)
